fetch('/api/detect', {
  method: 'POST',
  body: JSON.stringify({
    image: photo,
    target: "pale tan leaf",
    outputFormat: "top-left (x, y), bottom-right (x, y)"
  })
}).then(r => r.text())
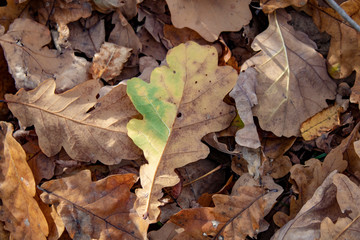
top-left (165, 0), bottom-right (252, 42)
top-left (5, 79), bottom-right (142, 164)
top-left (0, 122), bottom-right (48, 239)
top-left (242, 9), bottom-right (336, 137)
top-left (0, 18), bottom-right (90, 92)
top-left (90, 42), bottom-right (132, 81)
top-left (320, 217), bottom-right (359, 240)
top-left (229, 67), bottom-right (260, 149)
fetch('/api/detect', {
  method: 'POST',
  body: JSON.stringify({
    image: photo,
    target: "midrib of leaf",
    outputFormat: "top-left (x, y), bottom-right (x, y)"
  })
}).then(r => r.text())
top-left (6, 100), bottom-right (127, 134)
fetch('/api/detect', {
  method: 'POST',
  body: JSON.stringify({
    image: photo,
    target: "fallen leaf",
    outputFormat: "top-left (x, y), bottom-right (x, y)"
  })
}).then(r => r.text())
top-left (170, 175), bottom-right (282, 239)
top-left (300, 104), bottom-right (342, 141)
top-left (0, 48), bottom-right (16, 120)
top-left (163, 24), bottom-right (210, 47)
top-left (138, 56), bottom-right (159, 83)
top-left (305, 0), bottom-right (360, 79)
top-left (138, 27), bottom-right (167, 61)
top-left (90, 42), bottom-right (132, 81)
top-left (262, 136), bottom-right (296, 159)
top-left (229, 67), bottom-right (260, 149)
top-left (40, 170), bottom-right (148, 239)
top-left (5, 79), bottom-right (142, 164)
top-left (262, 155), bottom-right (292, 179)
top-left (126, 41), bottom-right (237, 221)
top-left (320, 217), bottom-right (359, 240)
top-left (68, 18), bottom-right (105, 58)
top-left (0, 122), bottom-right (48, 239)
top-left (35, 0), bottom-right (92, 26)
top-left (260, 0), bottom-right (308, 14)
top-left (241, 9), bottom-right (336, 137)
top-left (272, 171), bottom-right (340, 240)
top-left (0, 18), bottom-right (90, 92)
top-left (274, 122), bottom-right (360, 224)
top-left (165, 0), bottom-right (252, 42)
top-left (0, 0), bottom-right (28, 30)
top-left (94, 0), bottom-right (142, 19)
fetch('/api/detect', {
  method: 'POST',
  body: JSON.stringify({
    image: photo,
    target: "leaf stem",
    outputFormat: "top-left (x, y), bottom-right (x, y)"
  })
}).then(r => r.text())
top-left (325, 0), bottom-right (360, 32)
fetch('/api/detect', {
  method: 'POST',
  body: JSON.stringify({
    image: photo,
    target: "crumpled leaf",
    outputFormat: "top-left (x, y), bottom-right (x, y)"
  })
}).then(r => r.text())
top-left (272, 171), bottom-right (340, 240)
top-left (170, 175), bottom-right (282, 239)
top-left (273, 122), bottom-right (360, 225)
top-left (319, 174), bottom-right (360, 239)
top-left (90, 42), bottom-right (132, 81)
top-left (126, 41), bottom-right (237, 221)
top-left (40, 170), bottom-right (148, 239)
top-left (5, 79), bottom-right (142, 164)
top-left (165, 0), bottom-right (252, 42)
top-left (300, 104), bottom-right (342, 141)
top-left (241, 9), bottom-right (336, 137)
top-left (0, 18), bottom-right (90, 92)
top-left (0, 122), bottom-right (48, 239)
top-left (229, 67), bottom-right (260, 149)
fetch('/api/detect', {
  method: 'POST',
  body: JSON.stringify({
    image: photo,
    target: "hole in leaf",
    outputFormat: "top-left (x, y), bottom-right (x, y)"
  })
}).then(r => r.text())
top-left (177, 112), bottom-right (182, 118)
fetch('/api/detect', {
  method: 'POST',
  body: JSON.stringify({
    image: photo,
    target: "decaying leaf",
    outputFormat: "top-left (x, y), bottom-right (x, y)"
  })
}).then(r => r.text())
top-left (40, 170), bottom-right (148, 239)
top-left (165, 0), bottom-right (252, 42)
top-left (93, 0), bottom-right (142, 19)
top-left (300, 104), bottom-right (342, 141)
top-left (5, 79), bottom-right (142, 164)
top-left (262, 155), bottom-right (292, 179)
top-left (0, 122), bottom-right (48, 239)
top-left (126, 41), bottom-right (237, 221)
top-left (242, 9), bottom-right (336, 137)
top-left (163, 24), bottom-right (210, 47)
top-left (170, 175), bottom-right (282, 239)
top-left (229, 67), bottom-right (260, 149)
top-left (90, 42), bottom-right (132, 81)
top-left (0, 18), bottom-right (90, 92)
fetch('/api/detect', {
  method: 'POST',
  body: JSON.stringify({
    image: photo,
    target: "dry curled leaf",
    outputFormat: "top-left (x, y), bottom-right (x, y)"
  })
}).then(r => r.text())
top-left (5, 79), bottom-right (142, 165)
top-left (0, 18), bottom-right (90, 92)
top-left (90, 42), bottom-right (132, 81)
top-left (165, 0), bottom-right (252, 42)
top-left (126, 41), bottom-right (237, 221)
top-left (40, 170), bottom-right (148, 239)
top-left (0, 122), bottom-right (48, 239)
top-left (242, 9), bottom-right (336, 137)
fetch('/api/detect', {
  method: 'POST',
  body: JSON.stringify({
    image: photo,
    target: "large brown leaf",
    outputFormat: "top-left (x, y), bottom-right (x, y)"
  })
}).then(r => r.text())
top-left (241, 9), bottom-right (336, 137)
top-left (165, 0), bottom-right (252, 42)
top-left (40, 170), bottom-right (148, 239)
top-left (5, 79), bottom-right (142, 164)
top-left (0, 122), bottom-right (48, 239)
top-left (0, 18), bottom-right (90, 92)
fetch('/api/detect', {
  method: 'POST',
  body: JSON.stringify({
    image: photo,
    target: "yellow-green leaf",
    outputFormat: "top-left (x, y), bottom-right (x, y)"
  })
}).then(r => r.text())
top-left (127, 41), bottom-right (237, 221)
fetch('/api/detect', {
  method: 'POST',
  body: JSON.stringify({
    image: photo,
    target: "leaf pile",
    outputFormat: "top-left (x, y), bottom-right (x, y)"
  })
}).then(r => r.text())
top-left (0, 0), bottom-right (360, 239)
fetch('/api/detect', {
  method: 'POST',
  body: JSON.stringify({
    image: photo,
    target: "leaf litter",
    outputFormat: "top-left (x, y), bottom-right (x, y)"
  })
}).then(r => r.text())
top-left (0, 0), bottom-right (360, 239)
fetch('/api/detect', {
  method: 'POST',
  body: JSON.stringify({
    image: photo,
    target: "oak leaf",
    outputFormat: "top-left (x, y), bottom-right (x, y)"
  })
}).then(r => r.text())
top-left (170, 175), bottom-right (282, 239)
top-left (40, 170), bottom-right (148, 240)
top-left (260, 0), bottom-right (308, 14)
top-left (165, 0), bottom-right (252, 42)
top-left (5, 79), bottom-right (142, 164)
top-left (0, 122), bottom-right (48, 239)
top-left (90, 42), bottom-right (132, 81)
top-left (126, 41), bottom-right (237, 221)
top-left (241, 10), bottom-right (336, 137)
top-left (0, 18), bottom-right (90, 92)
top-left (0, 0), bottom-right (28, 30)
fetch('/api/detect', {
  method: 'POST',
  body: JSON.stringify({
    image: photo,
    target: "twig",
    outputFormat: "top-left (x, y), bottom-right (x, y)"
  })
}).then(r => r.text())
top-left (325, 0), bottom-right (360, 32)
top-left (183, 165), bottom-right (222, 187)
